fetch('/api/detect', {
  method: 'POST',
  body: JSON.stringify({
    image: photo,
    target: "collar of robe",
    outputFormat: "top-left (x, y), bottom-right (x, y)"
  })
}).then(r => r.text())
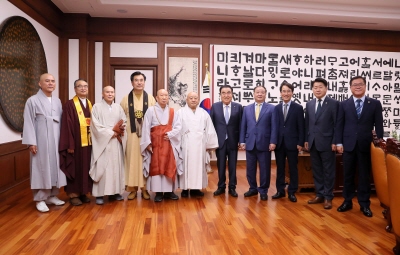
top-left (73, 96), bottom-right (92, 147)
top-left (128, 90), bottom-right (148, 133)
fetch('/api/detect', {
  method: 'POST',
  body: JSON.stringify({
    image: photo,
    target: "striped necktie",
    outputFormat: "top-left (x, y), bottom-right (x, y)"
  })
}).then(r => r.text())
top-left (356, 99), bottom-right (362, 119)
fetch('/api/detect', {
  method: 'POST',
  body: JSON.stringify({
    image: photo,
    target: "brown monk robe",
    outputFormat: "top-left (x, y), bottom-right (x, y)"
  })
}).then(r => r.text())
top-left (140, 89), bottom-right (182, 202)
top-left (59, 95), bottom-right (93, 206)
top-left (149, 109), bottom-right (177, 182)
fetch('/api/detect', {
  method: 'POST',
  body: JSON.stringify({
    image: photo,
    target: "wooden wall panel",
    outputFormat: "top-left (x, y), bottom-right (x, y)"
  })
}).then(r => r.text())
top-left (88, 40), bottom-right (96, 103)
top-left (0, 155), bottom-right (14, 189)
top-left (0, 141), bottom-right (29, 194)
top-left (79, 37), bottom-right (88, 80)
top-left (15, 151), bottom-right (30, 181)
top-left (158, 42), bottom-right (165, 89)
top-left (103, 41), bottom-right (111, 88)
top-left (85, 18), bottom-right (399, 51)
top-left (8, 0), bottom-right (63, 35)
top-left (58, 37), bottom-right (69, 104)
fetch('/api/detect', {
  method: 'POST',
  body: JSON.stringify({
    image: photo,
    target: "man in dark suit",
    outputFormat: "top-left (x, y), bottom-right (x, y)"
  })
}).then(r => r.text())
top-left (239, 86), bottom-right (277, 201)
top-left (273, 81), bottom-right (305, 203)
top-left (336, 76), bottom-right (384, 217)
top-left (305, 78), bottom-right (339, 210)
top-left (210, 85), bottom-right (243, 197)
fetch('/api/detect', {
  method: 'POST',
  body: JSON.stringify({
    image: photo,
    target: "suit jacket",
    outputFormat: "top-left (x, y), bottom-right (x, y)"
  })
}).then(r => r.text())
top-left (239, 102), bottom-right (277, 151)
top-left (274, 101), bottom-right (305, 150)
top-left (210, 101), bottom-right (243, 149)
top-left (305, 96), bottom-right (339, 151)
top-left (336, 96), bottom-right (383, 152)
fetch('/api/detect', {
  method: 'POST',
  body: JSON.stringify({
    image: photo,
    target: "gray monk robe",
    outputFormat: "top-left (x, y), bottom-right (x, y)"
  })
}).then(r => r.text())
top-left (89, 100), bottom-right (127, 197)
top-left (141, 103), bottom-right (182, 192)
top-left (22, 89), bottom-right (67, 199)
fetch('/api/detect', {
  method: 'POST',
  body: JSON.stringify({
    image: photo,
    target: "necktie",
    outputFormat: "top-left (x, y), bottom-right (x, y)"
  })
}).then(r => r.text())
top-left (255, 103), bottom-right (260, 121)
top-left (356, 99), bottom-right (362, 119)
top-left (224, 105), bottom-right (229, 124)
top-left (316, 99), bottom-right (322, 116)
top-left (224, 105), bottom-right (229, 139)
top-left (283, 103), bottom-right (288, 121)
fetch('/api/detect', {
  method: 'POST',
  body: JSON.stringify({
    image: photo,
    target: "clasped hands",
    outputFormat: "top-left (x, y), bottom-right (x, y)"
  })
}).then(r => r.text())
top-left (238, 143), bottom-right (276, 151)
top-left (304, 142), bottom-right (340, 152)
top-left (112, 119), bottom-right (126, 143)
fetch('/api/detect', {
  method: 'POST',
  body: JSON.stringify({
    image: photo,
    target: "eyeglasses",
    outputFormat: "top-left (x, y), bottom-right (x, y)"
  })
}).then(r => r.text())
top-left (351, 83), bottom-right (365, 87)
top-left (75, 85), bottom-right (88, 89)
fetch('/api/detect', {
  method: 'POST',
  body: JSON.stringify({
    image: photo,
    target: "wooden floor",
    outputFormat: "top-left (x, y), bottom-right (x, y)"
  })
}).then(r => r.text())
top-left (0, 163), bottom-right (396, 255)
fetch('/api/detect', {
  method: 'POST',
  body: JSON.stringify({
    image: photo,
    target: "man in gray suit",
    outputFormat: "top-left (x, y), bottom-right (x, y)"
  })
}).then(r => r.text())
top-left (304, 78), bottom-right (339, 210)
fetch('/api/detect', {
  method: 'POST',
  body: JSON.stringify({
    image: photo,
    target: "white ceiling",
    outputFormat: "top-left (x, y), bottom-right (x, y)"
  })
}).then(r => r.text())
top-left (51, 0), bottom-right (400, 31)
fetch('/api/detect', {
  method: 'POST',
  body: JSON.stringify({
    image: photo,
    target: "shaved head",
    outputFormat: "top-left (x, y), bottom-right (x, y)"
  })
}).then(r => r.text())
top-left (103, 85), bottom-right (114, 92)
top-left (156, 89), bottom-right (169, 108)
top-left (102, 86), bottom-right (115, 104)
top-left (38, 73), bottom-right (56, 97)
top-left (186, 92), bottom-right (199, 110)
top-left (157, 89), bottom-right (168, 96)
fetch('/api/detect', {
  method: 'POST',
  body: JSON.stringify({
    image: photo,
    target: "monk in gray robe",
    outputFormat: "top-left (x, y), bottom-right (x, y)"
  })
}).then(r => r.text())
top-left (140, 89), bottom-right (182, 202)
top-left (22, 73), bottom-right (67, 213)
top-left (89, 86), bottom-right (127, 205)
top-left (178, 92), bottom-right (219, 197)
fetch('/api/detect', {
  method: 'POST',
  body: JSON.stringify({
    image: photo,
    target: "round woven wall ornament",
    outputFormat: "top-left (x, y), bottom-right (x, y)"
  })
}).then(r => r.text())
top-left (0, 16), bottom-right (48, 132)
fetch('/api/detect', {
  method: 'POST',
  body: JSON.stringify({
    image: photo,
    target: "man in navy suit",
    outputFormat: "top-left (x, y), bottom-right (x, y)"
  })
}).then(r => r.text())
top-left (210, 85), bottom-right (243, 197)
top-left (305, 78), bottom-right (339, 210)
top-left (273, 81), bottom-right (305, 203)
top-left (336, 76), bottom-right (384, 217)
top-left (239, 86), bottom-right (277, 201)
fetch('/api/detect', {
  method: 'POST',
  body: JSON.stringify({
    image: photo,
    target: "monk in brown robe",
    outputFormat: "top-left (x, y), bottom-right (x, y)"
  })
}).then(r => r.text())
top-left (59, 79), bottom-right (93, 206)
top-left (140, 89), bottom-right (182, 202)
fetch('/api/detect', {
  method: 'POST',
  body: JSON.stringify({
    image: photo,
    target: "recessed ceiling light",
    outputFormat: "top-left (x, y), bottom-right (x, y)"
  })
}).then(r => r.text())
top-left (117, 9), bottom-right (127, 13)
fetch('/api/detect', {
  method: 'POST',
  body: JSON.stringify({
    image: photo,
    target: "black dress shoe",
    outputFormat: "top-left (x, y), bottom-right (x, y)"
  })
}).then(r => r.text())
top-left (228, 188), bottom-right (238, 197)
top-left (190, 189), bottom-right (204, 197)
top-left (213, 188), bottom-right (225, 196)
top-left (288, 193), bottom-right (297, 202)
top-left (181, 190), bottom-right (189, 197)
top-left (260, 194), bottom-right (268, 201)
top-left (113, 194), bottom-right (124, 201)
top-left (337, 203), bottom-right (353, 212)
top-left (154, 192), bottom-right (164, 202)
top-left (79, 194), bottom-right (91, 203)
top-left (360, 207), bottom-right (373, 217)
top-left (272, 192), bottom-right (285, 199)
top-left (164, 192), bottom-right (179, 200)
top-left (244, 190), bottom-right (258, 197)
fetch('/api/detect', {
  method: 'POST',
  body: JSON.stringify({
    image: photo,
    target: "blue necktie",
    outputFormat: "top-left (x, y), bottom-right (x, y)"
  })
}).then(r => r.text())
top-left (316, 99), bottom-right (322, 116)
top-left (283, 103), bottom-right (288, 121)
top-left (224, 105), bottom-right (229, 124)
top-left (224, 105), bottom-right (229, 139)
top-left (356, 99), bottom-right (362, 119)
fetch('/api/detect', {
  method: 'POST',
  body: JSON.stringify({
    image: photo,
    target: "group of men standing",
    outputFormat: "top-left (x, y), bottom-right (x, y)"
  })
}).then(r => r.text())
top-left (23, 72), bottom-right (220, 212)
top-left (211, 76), bottom-right (383, 218)
top-left (22, 72), bottom-right (383, 218)
top-left (23, 73), bottom-right (128, 212)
